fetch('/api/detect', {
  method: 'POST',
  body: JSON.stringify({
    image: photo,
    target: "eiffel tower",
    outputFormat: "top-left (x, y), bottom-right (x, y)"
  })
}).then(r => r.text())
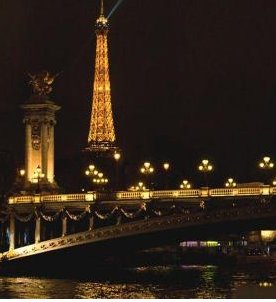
top-left (86, 0), bottom-right (119, 156)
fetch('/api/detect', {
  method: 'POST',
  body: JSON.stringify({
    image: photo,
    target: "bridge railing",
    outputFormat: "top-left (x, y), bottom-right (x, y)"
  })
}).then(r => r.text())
top-left (8, 186), bottom-right (274, 204)
top-left (8, 192), bottom-right (96, 204)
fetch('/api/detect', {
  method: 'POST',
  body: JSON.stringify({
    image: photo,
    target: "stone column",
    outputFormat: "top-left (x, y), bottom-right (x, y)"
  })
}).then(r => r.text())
top-left (35, 217), bottom-right (41, 244)
top-left (25, 122), bottom-right (32, 182)
top-left (47, 125), bottom-right (54, 183)
top-left (9, 213), bottom-right (15, 251)
top-left (62, 216), bottom-right (67, 237)
top-left (41, 122), bottom-right (48, 181)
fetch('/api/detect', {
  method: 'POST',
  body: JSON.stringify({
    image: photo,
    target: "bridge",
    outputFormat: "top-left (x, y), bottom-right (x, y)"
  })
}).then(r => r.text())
top-left (1, 185), bottom-right (276, 272)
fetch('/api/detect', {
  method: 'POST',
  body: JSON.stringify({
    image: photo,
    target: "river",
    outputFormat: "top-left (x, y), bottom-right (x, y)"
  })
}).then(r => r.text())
top-left (1, 261), bottom-right (276, 298)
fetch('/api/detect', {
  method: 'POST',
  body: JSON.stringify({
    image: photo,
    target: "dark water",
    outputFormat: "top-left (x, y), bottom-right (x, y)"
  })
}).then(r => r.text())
top-left (1, 263), bottom-right (276, 298)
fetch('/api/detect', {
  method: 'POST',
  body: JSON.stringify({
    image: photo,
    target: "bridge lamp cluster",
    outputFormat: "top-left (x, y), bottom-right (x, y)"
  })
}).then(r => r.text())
top-left (93, 173), bottom-right (108, 184)
top-left (33, 165), bottom-right (45, 183)
top-left (180, 180), bottom-right (192, 189)
top-left (198, 159), bottom-right (213, 172)
top-left (140, 162), bottom-right (154, 174)
top-left (85, 164), bottom-right (99, 176)
top-left (85, 164), bottom-right (108, 185)
top-left (225, 178), bottom-right (237, 188)
top-left (129, 181), bottom-right (147, 191)
top-left (259, 156), bottom-right (274, 169)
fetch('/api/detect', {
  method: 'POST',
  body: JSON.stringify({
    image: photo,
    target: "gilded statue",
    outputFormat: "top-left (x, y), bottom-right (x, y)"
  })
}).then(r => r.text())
top-left (28, 71), bottom-right (59, 96)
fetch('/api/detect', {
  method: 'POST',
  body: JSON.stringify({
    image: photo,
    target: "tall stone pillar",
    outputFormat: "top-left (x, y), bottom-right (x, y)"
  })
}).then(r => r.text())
top-left (19, 71), bottom-right (61, 194)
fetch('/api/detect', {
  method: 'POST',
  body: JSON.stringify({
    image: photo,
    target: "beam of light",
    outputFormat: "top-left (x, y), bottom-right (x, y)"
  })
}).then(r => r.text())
top-left (107, 0), bottom-right (124, 20)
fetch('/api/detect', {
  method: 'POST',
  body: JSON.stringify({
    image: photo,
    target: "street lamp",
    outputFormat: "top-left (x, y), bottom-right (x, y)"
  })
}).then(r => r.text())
top-left (129, 181), bottom-right (147, 191)
top-left (85, 164), bottom-right (108, 191)
top-left (140, 162), bottom-right (154, 189)
top-left (259, 156), bottom-right (274, 184)
top-left (259, 156), bottom-right (274, 169)
top-left (163, 162), bottom-right (170, 189)
top-left (180, 180), bottom-right (192, 189)
top-left (33, 165), bottom-right (45, 193)
top-left (225, 178), bottom-right (237, 188)
top-left (19, 169), bottom-right (25, 177)
top-left (113, 151), bottom-right (121, 190)
top-left (272, 178), bottom-right (276, 186)
top-left (198, 159), bottom-right (213, 186)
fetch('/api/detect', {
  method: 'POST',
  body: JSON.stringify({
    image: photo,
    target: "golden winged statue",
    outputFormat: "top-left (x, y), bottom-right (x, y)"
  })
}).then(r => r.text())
top-left (28, 71), bottom-right (59, 96)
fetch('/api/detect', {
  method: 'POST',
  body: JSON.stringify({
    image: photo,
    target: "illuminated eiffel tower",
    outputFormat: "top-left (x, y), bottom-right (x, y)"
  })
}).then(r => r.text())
top-left (86, 0), bottom-right (118, 155)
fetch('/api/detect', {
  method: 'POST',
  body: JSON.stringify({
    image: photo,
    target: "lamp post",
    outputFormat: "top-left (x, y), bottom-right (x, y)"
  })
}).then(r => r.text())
top-left (113, 151), bottom-right (121, 190)
top-left (85, 164), bottom-right (108, 191)
top-left (33, 165), bottom-right (45, 194)
top-left (180, 179), bottom-right (192, 189)
top-left (225, 178), bottom-right (237, 188)
top-left (140, 162), bottom-right (154, 189)
top-left (259, 156), bottom-right (274, 184)
top-left (129, 181), bottom-right (147, 191)
top-left (162, 162), bottom-right (170, 189)
top-left (19, 169), bottom-right (25, 177)
top-left (198, 159), bottom-right (213, 187)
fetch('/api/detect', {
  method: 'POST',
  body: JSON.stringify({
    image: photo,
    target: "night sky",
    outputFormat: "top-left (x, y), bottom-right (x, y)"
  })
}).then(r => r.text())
top-left (1, 0), bottom-right (276, 186)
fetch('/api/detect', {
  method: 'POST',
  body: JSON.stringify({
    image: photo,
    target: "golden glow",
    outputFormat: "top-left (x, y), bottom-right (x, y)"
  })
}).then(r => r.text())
top-left (259, 281), bottom-right (273, 287)
top-left (88, 4), bottom-right (116, 148)
top-left (140, 162), bottom-right (154, 174)
top-left (129, 181), bottom-right (147, 191)
top-left (198, 159), bottom-right (213, 172)
top-left (225, 178), bottom-right (237, 188)
top-left (259, 156), bottom-right (274, 169)
top-left (114, 152), bottom-right (121, 161)
top-left (163, 162), bottom-right (170, 171)
top-left (89, 165), bottom-right (95, 171)
top-left (180, 179), bottom-right (192, 189)
top-left (19, 169), bottom-right (25, 176)
top-left (144, 162), bottom-right (150, 169)
top-left (261, 230), bottom-right (276, 241)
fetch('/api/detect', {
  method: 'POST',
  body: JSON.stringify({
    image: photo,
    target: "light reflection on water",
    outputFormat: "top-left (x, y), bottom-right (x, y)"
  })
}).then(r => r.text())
top-left (1, 263), bottom-right (276, 298)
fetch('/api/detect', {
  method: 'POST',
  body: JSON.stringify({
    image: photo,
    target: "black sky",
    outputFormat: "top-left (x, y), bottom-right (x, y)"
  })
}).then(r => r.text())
top-left (1, 0), bottom-right (276, 185)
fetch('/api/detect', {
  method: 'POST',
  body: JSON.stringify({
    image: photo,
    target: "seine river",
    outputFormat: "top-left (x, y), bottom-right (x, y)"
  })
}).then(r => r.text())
top-left (1, 261), bottom-right (276, 298)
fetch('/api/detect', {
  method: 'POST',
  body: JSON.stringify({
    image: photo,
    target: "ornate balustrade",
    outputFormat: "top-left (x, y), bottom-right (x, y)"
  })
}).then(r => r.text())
top-left (8, 186), bottom-right (275, 204)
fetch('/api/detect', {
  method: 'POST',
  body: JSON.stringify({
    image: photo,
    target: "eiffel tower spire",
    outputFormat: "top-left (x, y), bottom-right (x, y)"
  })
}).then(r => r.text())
top-left (100, 0), bottom-right (104, 16)
top-left (87, 0), bottom-right (118, 153)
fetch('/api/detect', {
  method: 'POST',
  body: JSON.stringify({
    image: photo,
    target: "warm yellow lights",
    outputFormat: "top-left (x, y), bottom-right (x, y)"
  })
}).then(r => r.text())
top-left (140, 162), bottom-right (154, 175)
top-left (163, 162), bottom-right (170, 171)
top-left (225, 178), bottom-right (237, 188)
top-left (259, 282), bottom-right (273, 288)
top-left (114, 152), bottom-right (121, 161)
top-left (89, 165), bottom-right (95, 171)
top-left (32, 165), bottom-right (45, 183)
top-left (88, 3), bottom-right (116, 150)
top-left (259, 156), bottom-right (274, 169)
top-left (198, 159), bottom-right (213, 172)
top-left (19, 169), bottom-right (25, 177)
top-left (85, 164), bottom-right (108, 187)
top-left (180, 180), bottom-right (192, 189)
top-left (129, 181), bottom-right (147, 191)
